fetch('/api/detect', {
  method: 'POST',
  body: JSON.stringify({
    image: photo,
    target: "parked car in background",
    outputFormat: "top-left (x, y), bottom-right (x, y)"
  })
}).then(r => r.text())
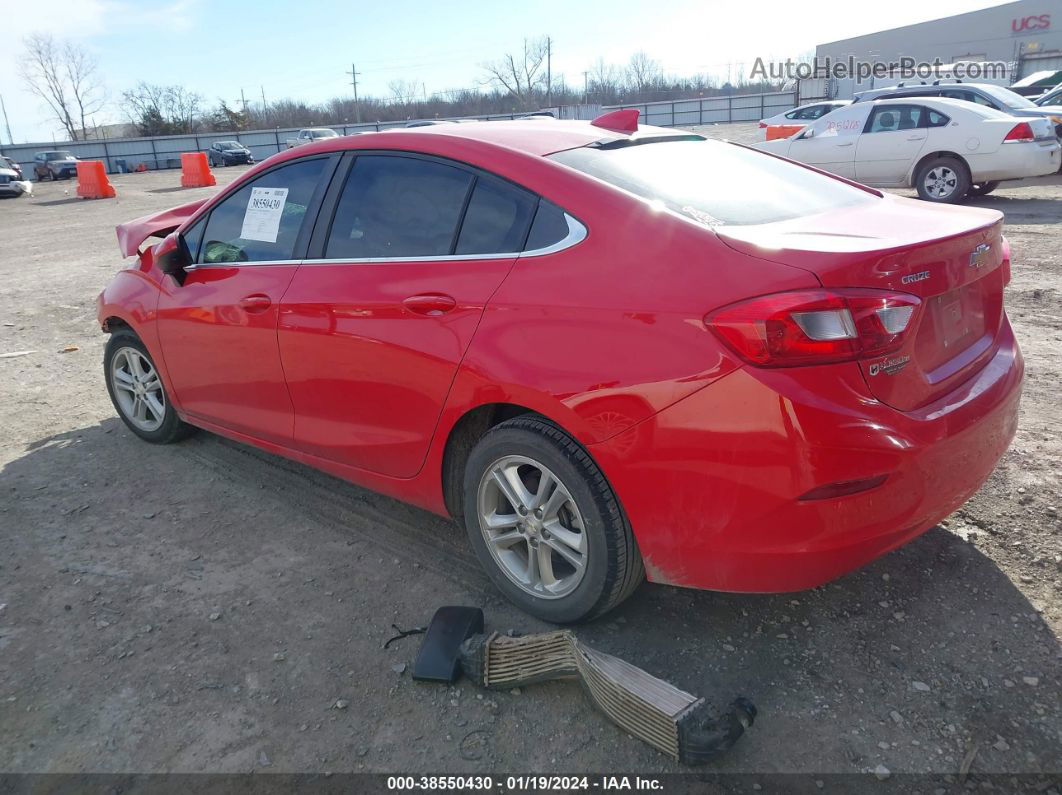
top-left (285, 128), bottom-right (339, 149)
top-left (207, 140), bottom-right (255, 167)
top-left (1010, 70), bottom-right (1062, 97)
top-left (852, 82), bottom-right (1062, 138)
top-left (1, 155), bottom-right (24, 179)
top-left (98, 111), bottom-right (1023, 622)
top-left (33, 150), bottom-right (78, 180)
top-left (754, 97), bottom-right (1059, 202)
top-left (1036, 84), bottom-right (1062, 107)
top-left (759, 100), bottom-right (851, 140)
top-left (0, 161), bottom-right (32, 197)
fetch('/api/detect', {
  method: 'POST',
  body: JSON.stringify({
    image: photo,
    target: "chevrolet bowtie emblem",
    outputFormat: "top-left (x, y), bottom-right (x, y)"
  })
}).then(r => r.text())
top-left (969, 243), bottom-right (991, 268)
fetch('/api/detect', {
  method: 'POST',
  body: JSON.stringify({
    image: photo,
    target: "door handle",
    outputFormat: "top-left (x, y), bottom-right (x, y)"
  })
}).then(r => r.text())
top-left (907, 135), bottom-right (926, 141)
top-left (835, 141), bottom-right (854, 147)
top-left (238, 294), bottom-right (272, 313)
top-left (403, 293), bottom-right (457, 316)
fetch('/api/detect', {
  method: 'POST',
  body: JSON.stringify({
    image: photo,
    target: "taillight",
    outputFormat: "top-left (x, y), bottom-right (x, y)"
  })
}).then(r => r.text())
top-left (759, 121), bottom-right (768, 128)
top-left (1001, 235), bottom-right (1012, 287)
top-left (1003, 122), bottom-right (1035, 143)
top-left (705, 289), bottom-right (921, 367)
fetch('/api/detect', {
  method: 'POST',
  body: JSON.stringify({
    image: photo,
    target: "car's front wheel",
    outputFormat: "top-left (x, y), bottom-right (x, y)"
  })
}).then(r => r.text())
top-left (915, 156), bottom-right (970, 203)
top-left (104, 330), bottom-right (195, 444)
top-left (462, 416), bottom-right (643, 623)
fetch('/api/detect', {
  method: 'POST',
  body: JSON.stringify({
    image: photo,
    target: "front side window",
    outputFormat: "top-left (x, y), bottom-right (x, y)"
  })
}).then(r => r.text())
top-left (326, 155), bottom-right (473, 259)
top-left (551, 139), bottom-right (877, 227)
top-left (199, 157), bottom-right (327, 264)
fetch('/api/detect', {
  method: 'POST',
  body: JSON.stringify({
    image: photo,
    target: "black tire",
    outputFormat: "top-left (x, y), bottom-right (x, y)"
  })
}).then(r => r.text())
top-left (914, 156), bottom-right (970, 203)
top-left (462, 416), bottom-right (643, 623)
top-left (103, 329), bottom-right (195, 444)
top-left (968, 181), bottom-right (1000, 197)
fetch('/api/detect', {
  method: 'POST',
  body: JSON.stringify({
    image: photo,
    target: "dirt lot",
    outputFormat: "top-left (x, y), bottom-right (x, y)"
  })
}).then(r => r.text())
top-left (1, 125), bottom-right (1059, 782)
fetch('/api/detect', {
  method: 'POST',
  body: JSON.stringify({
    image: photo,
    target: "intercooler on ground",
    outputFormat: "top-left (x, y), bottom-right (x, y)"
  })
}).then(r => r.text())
top-left (459, 630), bottom-right (756, 765)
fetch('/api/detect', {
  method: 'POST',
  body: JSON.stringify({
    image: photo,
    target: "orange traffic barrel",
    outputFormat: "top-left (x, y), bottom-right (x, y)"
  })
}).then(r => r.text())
top-left (180, 152), bottom-right (216, 188)
top-left (75, 161), bottom-right (116, 199)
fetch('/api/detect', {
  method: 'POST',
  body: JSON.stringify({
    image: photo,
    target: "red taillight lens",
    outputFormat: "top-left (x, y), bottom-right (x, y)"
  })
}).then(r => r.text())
top-left (705, 289), bottom-right (921, 367)
top-left (759, 121), bottom-right (768, 128)
top-left (1003, 122), bottom-right (1035, 143)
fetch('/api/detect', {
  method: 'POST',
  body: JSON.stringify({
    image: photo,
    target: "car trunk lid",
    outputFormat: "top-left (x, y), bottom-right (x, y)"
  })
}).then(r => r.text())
top-left (715, 195), bottom-right (1006, 411)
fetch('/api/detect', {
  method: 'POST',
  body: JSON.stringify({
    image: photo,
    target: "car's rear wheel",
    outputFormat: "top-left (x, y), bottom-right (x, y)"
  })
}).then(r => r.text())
top-left (104, 330), bottom-right (195, 444)
top-left (462, 416), bottom-right (643, 623)
top-left (968, 181), bottom-right (1000, 197)
top-left (915, 156), bottom-right (970, 203)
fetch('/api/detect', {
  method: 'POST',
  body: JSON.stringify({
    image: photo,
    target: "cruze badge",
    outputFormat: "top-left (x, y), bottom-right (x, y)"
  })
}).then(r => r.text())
top-left (901, 270), bottom-right (930, 284)
top-left (868, 354), bottom-right (910, 376)
top-left (969, 243), bottom-right (991, 268)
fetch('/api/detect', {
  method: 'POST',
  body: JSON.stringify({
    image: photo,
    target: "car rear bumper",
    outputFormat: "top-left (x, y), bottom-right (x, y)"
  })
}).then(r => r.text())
top-left (970, 141), bottom-right (1060, 181)
top-left (590, 316), bottom-right (1023, 592)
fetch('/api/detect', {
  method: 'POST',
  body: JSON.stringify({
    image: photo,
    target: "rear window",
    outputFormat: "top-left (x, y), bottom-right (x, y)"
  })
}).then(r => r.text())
top-left (550, 139), bottom-right (877, 226)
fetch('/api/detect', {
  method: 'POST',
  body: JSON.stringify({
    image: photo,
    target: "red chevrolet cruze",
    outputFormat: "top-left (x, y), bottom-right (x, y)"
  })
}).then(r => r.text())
top-left (98, 111), bottom-right (1022, 622)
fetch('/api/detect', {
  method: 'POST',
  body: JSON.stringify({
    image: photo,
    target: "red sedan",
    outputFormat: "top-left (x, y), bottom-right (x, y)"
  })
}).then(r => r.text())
top-left (98, 111), bottom-right (1022, 623)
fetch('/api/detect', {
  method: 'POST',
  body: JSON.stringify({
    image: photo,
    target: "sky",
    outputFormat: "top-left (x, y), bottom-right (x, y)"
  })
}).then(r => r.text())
top-left (0, 0), bottom-right (1014, 143)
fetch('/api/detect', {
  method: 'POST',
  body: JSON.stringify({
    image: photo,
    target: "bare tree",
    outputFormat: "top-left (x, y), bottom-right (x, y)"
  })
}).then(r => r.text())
top-left (122, 82), bottom-right (204, 135)
top-left (388, 79), bottom-right (424, 105)
top-left (481, 37), bottom-right (549, 108)
top-left (63, 41), bottom-right (106, 138)
top-left (587, 58), bottom-right (623, 103)
top-left (626, 51), bottom-right (663, 95)
top-left (19, 34), bottom-right (104, 141)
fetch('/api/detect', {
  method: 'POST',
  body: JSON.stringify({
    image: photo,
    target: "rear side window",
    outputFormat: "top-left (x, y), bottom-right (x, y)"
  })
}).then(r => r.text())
top-left (455, 175), bottom-right (537, 255)
top-left (199, 157), bottom-right (326, 264)
top-left (866, 105), bottom-right (923, 132)
top-left (924, 108), bottom-right (951, 127)
top-left (326, 155), bottom-right (473, 258)
top-left (550, 139), bottom-right (876, 227)
top-left (524, 200), bottom-right (570, 250)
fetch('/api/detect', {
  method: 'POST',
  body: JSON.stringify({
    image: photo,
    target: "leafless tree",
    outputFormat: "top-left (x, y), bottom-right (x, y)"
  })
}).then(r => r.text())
top-left (587, 58), bottom-right (623, 103)
top-left (388, 79), bottom-right (425, 105)
top-left (481, 37), bottom-right (549, 108)
top-left (625, 51), bottom-right (663, 95)
top-left (121, 82), bottom-right (204, 135)
top-left (19, 34), bottom-right (105, 141)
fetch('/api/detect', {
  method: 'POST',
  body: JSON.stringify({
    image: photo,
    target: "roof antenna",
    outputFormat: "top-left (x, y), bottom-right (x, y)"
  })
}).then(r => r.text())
top-left (591, 109), bottom-right (639, 133)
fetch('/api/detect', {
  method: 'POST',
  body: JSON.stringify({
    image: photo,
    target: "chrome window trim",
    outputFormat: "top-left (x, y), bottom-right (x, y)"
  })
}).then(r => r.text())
top-left (294, 212), bottom-right (587, 267)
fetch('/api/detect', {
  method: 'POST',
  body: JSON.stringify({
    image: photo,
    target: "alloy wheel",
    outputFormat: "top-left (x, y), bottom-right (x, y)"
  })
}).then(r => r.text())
top-left (477, 455), bottom-right (588, 599)
top-left (110, 347), bottom-right (166, 432)
top-left (923, 166), bottom-right (958, 199)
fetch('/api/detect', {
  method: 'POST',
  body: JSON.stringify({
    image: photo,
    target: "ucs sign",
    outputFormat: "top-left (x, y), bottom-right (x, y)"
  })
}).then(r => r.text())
top-left (1012, 14), bottom-right (1051, 33)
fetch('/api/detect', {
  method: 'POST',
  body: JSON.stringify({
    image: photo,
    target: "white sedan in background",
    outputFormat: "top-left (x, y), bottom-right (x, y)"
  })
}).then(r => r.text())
top-left (753, 97), bottom-right (1060, 202)
top-left (758, 100), bottom-right (851, 140)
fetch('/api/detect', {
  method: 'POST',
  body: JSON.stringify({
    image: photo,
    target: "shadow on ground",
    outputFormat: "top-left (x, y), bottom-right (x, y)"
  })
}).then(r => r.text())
top-left (1, 421), bottom-right (1058, 775)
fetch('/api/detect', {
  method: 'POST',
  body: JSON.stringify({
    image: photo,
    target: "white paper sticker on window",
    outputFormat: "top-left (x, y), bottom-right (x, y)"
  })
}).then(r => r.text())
top-left (240, 187), bottom-right (288, 243)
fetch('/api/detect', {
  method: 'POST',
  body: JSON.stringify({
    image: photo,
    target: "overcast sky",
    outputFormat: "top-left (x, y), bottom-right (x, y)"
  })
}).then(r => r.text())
top-left (0, 0), bottom-right (1013, 143)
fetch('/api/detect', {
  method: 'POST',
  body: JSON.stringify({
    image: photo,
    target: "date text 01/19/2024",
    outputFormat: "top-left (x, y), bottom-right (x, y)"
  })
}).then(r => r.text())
top-left (386, 775), bottom-right (664, 791)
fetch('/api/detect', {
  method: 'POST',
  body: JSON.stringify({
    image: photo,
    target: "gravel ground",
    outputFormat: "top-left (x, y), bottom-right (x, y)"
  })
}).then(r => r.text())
top-left (0, 126), bottom-right (1059, 782)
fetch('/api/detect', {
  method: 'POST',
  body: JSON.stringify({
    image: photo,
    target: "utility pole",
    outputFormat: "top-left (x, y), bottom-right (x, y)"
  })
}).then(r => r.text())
top-left (260, 85), bottom-right (268, 117)
top-left (347, 63), bottom-right (361, 123)
top-left (546, 37), bottom-right (552, 107)
top-left (582, 71), bottom-right (589, 104)
top-left (0, 94), bottom-right (13, 145)
top-left (240, 88), bottom-right (249, 115)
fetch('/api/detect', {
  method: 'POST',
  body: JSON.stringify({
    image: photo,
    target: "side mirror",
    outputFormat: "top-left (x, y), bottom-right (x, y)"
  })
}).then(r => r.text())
top-left (155, 231), bottom-right (192, 276)
top-left (801, 128), bottom-right (815, 139)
